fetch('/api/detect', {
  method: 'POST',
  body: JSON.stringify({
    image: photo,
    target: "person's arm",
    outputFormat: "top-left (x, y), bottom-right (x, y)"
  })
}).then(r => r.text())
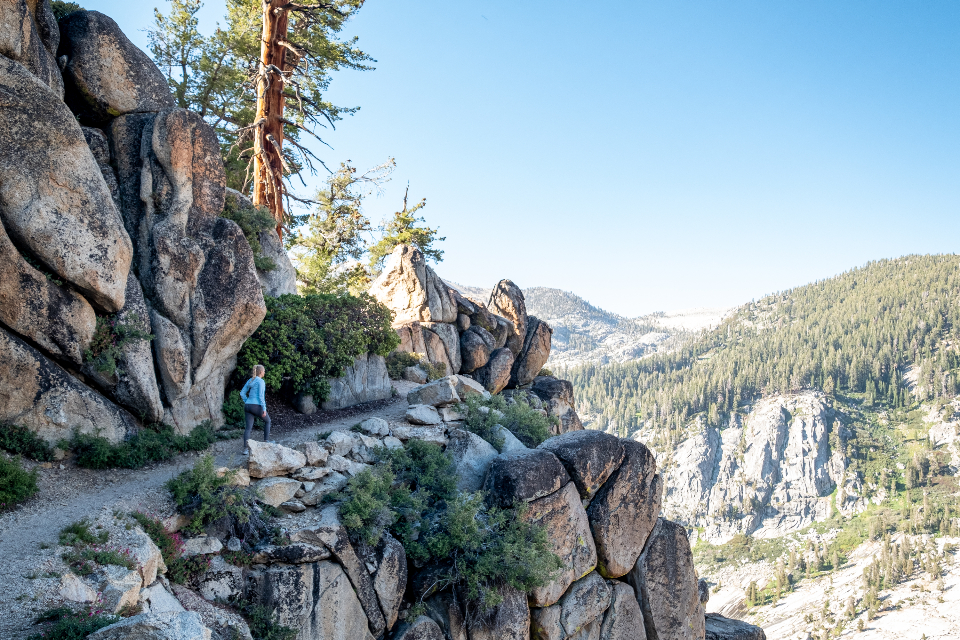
top-left (240, 379), bottom-right (251, 404)
top-left (256, 378), bottom-right (267, 415)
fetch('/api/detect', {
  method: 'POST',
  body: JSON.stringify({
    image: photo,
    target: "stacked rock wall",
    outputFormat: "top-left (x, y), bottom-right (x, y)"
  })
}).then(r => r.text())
top-left (370, 245), bottom-right (557, 400)
top-left (0, 4), bottom-right (272, 440)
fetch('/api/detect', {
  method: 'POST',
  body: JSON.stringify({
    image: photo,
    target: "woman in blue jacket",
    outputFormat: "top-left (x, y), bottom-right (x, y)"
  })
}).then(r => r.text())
top-left (240, 364), bottom-right (272, 454)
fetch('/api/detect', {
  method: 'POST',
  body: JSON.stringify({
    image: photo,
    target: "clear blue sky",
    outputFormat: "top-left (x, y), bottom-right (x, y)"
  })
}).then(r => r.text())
top-left (89, 0), bottom-right (960, 317)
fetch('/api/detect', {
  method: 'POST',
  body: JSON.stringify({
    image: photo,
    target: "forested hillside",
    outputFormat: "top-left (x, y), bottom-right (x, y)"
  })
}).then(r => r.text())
top-left (564, 255), bottom-right (960, 440)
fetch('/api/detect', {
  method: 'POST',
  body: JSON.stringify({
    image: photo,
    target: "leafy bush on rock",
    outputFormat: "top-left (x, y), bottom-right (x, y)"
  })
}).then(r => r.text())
top-left (335, 440), bottom-right (560, 618)
top-left (0, 424), bottom-right (55, 461)
top-left (236, 293), bottom-right (400, 400)
top-left (0, 455), bottom-right (38, 511)
top-left (67, 423), bottom-right (216, 470)
top-left (166, 455), bottom-right (251, 535)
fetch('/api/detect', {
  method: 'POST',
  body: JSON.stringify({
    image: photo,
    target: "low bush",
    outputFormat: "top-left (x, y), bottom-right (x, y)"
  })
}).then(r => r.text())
top-left (236, 293), bottom-right (400, 400)
top-left (29, 606), bottom-right (120, 640)
top-left (62, 546), bottom-right (136, 577)
top-left (386, 351), bottom-right (422, 379)
top-left (59, 519), bottom-right (108, 546)
top-left (221, 191), bottom-right (278, 272)
top-left (461, 394), bottom-right (555, 450)
top-left (166, 455), bottom-right (251, 535)
top-left (0, 455), bottom-right (38, 511)
top-left (84, 314), bottom-right (154, 377)
top-left (422, 493), bottom-right (562, 620)
top-left (68, 423), bottom-right (216, 470)
top-left (334, 440), bottom-right (560, 620)
top-left (0, 424), bottom-right (54, 461)
top-left (233, 599), bottom-right (298, 640)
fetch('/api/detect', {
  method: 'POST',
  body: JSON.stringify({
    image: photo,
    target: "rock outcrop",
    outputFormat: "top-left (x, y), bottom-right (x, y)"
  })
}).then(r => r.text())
top-left (0, 5), bottom-right (271, 442)
top-left (662, 392), bottom-right (847, 542)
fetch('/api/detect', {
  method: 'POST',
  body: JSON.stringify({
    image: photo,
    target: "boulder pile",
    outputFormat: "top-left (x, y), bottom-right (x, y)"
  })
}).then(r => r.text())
top-left (0, 3), bottom-right (302, 441)
top-left (370, 246), bottom-right (552, 395)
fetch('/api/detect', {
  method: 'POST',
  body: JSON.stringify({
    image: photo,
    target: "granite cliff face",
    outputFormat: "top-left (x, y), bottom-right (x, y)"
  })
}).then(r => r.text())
top-left (0, 4), bottom-right (297, 440)
top-left (660, 392), bottom-right (857, 544)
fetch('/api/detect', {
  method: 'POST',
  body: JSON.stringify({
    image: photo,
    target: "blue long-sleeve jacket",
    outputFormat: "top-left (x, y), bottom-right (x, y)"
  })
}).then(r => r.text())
top-left (240, 377), bottom-right (266, 409)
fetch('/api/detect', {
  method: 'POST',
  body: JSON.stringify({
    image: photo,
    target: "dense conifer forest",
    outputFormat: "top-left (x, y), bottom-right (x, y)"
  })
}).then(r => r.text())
top-left (563, 255), bottom-right (960, 440)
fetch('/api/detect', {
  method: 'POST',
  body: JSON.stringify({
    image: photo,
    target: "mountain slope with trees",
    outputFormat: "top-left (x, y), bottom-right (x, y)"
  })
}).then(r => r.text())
top-left (566, 255), bottom-right (960, 443)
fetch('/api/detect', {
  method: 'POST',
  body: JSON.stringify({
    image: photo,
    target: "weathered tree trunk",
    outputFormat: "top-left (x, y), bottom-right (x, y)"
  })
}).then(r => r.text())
top-left (253, 0), bottom-right (289, 237)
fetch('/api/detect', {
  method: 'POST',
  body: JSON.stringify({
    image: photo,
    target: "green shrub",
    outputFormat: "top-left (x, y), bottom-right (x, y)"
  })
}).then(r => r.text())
top-left (333, 439), bottom-right (559, 619)
top-left (537, 366), bottom-right (554, 378)
top-left (386, 351), bottom-right (422, 379)
top-left (84, 314), bottom-right (154, 377)
top-left (337, 467), bottom-right (396, 546)
top-left (0, 424), bottom-right (54, 461)
top-left (422, 493), bottom-right (562, 619)
top-left (68, 423), bottom-right (215, 470)
top-left (166, 455), bottom-right (250, 534)
top-left (500, 394), bottom-right (556, 448)
top-left (234, 600), bottom-right (298, 640)
top-left (337, 440), bottom-right (456, 550)
top-left (0, 455), bottom-right (38, 511)
top-left (59, 519), bottom-right (108, 546)
top-left (223, 390), bottom-right (246, 428)
top-left (423, 361), bottom-right (446, 381)
top-left (29, 606), bottom-right (119, 640)
top-left (221, 191), bottom-right (279, 272)
top-left (62, 546), bottom-right (136, 576)
top-left (460, 395), bottom-right (505, 450)
top-left (461, 394), bottom-right (555, 450)
top-left (237, 293), bottom-right (400, 399)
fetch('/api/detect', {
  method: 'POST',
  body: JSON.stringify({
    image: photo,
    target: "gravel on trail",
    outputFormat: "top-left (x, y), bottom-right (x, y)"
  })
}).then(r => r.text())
top-left (0, 385), bottom-right (416, 640)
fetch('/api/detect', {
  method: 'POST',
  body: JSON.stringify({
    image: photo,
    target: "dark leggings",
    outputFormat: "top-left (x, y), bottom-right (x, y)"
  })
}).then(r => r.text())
top-left (244, 403), bottom-right (271, 445)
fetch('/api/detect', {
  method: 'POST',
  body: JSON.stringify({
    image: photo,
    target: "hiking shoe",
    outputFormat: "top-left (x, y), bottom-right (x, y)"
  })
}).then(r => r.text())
top-left (242, 448), bottom-right (249, 456)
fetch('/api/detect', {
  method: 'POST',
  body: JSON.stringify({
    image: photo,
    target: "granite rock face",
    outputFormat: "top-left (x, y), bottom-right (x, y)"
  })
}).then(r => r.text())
top-left (0, 55), bottom-right (132, 313)
top-left (369, 244), bottom-right (457, 326)
top-left (662, 392), bottom-right (846, 542)
top-left (627, 518), bottom-right (705, 640)
top-left (0, 326), bottom-right (136, 443)
top-left (0, 0), bottom-right (63, 98)
top-left (58, 11), bottom-right (176, 123)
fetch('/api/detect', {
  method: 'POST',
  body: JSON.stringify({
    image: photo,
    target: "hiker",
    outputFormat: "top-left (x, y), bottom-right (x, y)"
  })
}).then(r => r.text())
top-left (240, 364), bottom-right (272, 455)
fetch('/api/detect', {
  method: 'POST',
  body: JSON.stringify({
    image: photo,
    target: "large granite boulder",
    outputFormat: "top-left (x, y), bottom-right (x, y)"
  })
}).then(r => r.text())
top-left (373, 533), bottom-right (407, 631)
top-left (447, 428), bottom-right (499, 492)
top-left (0, 216), bottom-right (95, 365)
top-left (408, 377), bottom-right (460, 407)
top-left (83, 273), bottom-right (164, 424)
top-left (87, 611), bottom-right (211, 640)
top-left (422, 321), bottom-right (461, 374)
top-left (511, 316), bottom-right (552, 387)
top-left (0, 326), bottom-right (136, 443)
top-left (704, 614), bottom-right (766, 640)
top-left (248, 441), bottom-right (308, 478)
top-left (467, 585), bottom-right (530, 640)
top-left (223, 188), bottom-right (297, 297)
top-left (488, 279), bottom-right (528, 356)
top-left (483, 449), bottom-right (571, 508)
top-left (600, 581), bottom-right (647, 640)
top-left (0, 55), bottom-right (132, 313)
top-left (322, 353), bottom-right (392, 410)
top-left (393, 616), bottom-right (445, 640)
top-left (57, 11), bottom-right (176, 123)
top-left (558, 572), bottom-right (612, 638)
top-left (0, 0), bottom-right (63, 97)
top-left (627, 519), bottom-right (705, 640)
top-left (588, 441), bottom-right (663, 579)
top-left (538, 431), bottom-right (625, 500)
top-left (460, 327), bottom-right (492, 373)
top-left (245, 560), bottom-right (375, 640)
top-left (289, 506), bottom-right (387, 637)
top-left (533, 377), bottom-right (584, 434)
top-left (524, 482), bottom-right (598, 608)
top-left (474, 347), bottom-right (514, 394)
top-left (369, 244), bottom-right (456, 325)
top-left (110, 108), bottom-right (265, 430)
